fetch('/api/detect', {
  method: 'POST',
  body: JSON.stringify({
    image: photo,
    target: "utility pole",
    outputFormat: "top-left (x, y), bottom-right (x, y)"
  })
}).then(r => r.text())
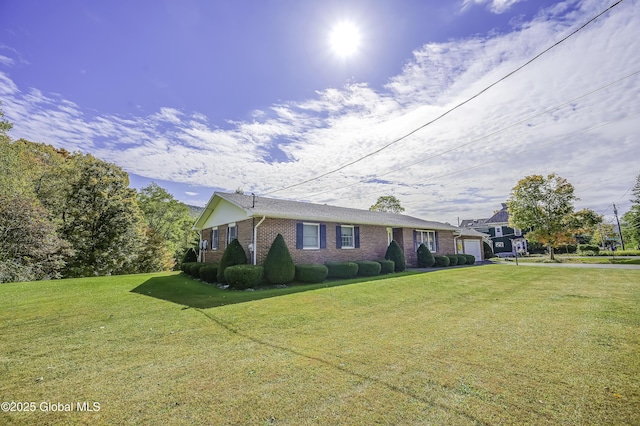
top-left (613, 203), bottom-right (625, 250)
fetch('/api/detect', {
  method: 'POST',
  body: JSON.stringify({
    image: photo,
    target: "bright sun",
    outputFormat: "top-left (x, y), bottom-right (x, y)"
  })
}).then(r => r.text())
top-left (329, 21), bottom-right (361, 58)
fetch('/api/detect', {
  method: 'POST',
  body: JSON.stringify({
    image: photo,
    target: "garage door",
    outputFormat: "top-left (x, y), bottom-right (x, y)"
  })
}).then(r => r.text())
top-left (463, 240), bottom-right (482, 261)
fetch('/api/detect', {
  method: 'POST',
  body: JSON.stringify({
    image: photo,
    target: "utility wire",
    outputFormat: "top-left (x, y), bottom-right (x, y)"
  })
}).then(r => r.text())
top-left (303, 70), bottom-right (640, 199)
top-left (321, 110), bottom-right (640, 208)
top-left (264, 0), bottom-right (626, 196)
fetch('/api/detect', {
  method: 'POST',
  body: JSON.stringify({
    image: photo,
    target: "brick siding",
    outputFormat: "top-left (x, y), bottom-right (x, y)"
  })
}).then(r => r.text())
top-left (200, 217), bottom-right (458, 268)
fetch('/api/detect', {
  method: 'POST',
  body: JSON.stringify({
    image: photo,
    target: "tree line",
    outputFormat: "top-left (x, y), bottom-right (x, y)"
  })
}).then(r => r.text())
top-left (1, 108), bottom-right (197, 283)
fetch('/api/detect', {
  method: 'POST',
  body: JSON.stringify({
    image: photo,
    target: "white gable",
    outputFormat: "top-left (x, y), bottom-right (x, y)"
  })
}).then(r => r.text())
top-left (201, 198), bottom-right (248, 229)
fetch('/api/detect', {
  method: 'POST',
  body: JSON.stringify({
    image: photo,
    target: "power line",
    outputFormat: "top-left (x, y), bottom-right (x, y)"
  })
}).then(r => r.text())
top-left (264, 0), bottom-right (626, 196)
top-left (302, 71), bottom-right (639, 199)
top-left (308, 110), bottom-right (640, 205)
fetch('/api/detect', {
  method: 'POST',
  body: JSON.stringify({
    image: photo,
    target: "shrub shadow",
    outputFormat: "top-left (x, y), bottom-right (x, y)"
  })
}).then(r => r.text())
top-left (131, 271), bottom-right (423, 309)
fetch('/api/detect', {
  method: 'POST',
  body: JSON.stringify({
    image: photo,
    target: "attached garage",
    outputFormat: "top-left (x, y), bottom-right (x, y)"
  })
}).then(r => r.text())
top-left (462, 239), bottom-right (483, 261)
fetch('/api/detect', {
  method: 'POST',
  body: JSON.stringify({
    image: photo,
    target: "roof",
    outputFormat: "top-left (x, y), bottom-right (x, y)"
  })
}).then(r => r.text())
top-left (193, 192), bottom-right (482, 235)
top-left (460, 218), bottom-right (488, 228)
top-left (486, 203), bottom-right (510, 224)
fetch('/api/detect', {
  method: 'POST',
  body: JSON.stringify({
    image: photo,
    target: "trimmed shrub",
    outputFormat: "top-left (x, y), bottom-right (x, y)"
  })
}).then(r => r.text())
top-left (189, 263), bottom-right (206, 278)
top-left (181, 261), bottom-right (199, 274)
top-left (417, 243), bottom-right (436, 267)
top-left (295, 264), bottom-right (329, 283)
top-left (199, 264), bottom-right (218, 283)
top-left (356, 261), bottom-right (382, 277)
top-left (455, 254), bottom-right (467, 265)
top-left (182, 247), bottom-right (197, 264)
top-left (447, 255), bottom-right (459, 266)
top-left (377, 259), bottom-right (395, 274)
top-left (434, 255), bottom-right (450, 267)
top-left (483, 241), bottom-right (494, 259)
top-left (263, 234), bottom-right (295, 285)
top-left (217, 239), bottom-right (248, 284)
top-left (224, 265), bottom-right (264, 290)
top-left (385, 240), bottom-right (406, 272)
top-left (325, 261), bottom-right (359, 279)
top-left (578, 244), bottom-right (600, 255)
top-left (464, 254), bottom-right (476, 264)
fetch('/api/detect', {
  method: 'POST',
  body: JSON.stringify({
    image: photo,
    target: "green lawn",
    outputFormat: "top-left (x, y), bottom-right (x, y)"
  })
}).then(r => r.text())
top-left (1, 266), bottom-right (638, 425)
top-left (501, 256), bottom-right (640, 265)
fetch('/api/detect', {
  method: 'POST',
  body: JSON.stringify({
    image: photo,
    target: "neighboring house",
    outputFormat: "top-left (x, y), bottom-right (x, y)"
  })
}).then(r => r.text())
top-left (461, 203), bottom-right (527, 257)
top-left (192, 192), bottom-right (486, 267)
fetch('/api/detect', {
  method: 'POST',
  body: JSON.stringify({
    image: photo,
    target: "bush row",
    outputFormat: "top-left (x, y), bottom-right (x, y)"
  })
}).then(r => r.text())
top-left (578, 244), bottom-right (600, 255)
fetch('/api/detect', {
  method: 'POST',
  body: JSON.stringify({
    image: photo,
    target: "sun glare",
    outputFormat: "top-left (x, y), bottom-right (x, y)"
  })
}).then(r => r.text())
top-left (329, 21), bottom-right (361, 58)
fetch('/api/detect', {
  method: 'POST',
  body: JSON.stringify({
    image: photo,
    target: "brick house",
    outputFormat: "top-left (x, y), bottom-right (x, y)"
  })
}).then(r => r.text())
top-left (192, 192), bottom-right (485, 267)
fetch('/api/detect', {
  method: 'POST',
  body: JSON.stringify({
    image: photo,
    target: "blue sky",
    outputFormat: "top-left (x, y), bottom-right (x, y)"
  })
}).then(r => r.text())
top-left (1, 0), bottom-right (639, 224)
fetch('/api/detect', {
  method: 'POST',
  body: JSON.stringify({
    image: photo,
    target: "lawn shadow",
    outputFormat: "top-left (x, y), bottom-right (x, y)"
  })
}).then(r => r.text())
top-left (130, 271), bottom-right (422, 309)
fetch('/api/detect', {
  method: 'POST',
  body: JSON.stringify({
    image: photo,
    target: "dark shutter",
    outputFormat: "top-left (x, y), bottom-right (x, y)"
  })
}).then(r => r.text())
top-left (413, 230), bottom-right (418, 252)
top-left (434, 231), bottom-right (439, 252)
top-left (296, 223), bottom-right (303, 249)
top-left (320, 224), bottom-right (326, 249)
top-left (354, 226), bottom-right (360, 248)
top-left (336, 225), bottom-right (342, 249)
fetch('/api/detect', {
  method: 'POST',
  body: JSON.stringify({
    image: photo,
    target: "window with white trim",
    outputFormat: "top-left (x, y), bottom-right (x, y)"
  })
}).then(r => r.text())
top-left (514, 228), bottom-right (522, 236)
top-left (495, 226), bottom-right (503, 237)
top-left (341, 225), bottom-right (354, 249)
top-left (210, 228), bottom-right (219, 250)
top-left (303, 223), bottom-right (320, 249)
top-left (416, 230), bottom-right (437, 252)
top-left (226, 223), bottom-right (237, 246)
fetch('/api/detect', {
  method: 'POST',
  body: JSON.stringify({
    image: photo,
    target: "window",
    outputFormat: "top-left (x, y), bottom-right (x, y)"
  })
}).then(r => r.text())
top-left (495, 226), bottom-right (503, 237)
top-left (341, 225), bottom-right (354, 249)
top-left (495, 241), bottom-right (504, 248)
top-left (387, 227), bottom-right (393, 245)
top-left (226, 223), bottom-right (237, 246)
top-left (296, 223), bottom-right (326, 249)
top-left (514, 228), bottom-right (522, 236)
top-left (416, 230), bottom-right (437, 252)
top-left (210, 228), bottom-right (219, 250)
top-left (303, 223), bottom-right (320, 249)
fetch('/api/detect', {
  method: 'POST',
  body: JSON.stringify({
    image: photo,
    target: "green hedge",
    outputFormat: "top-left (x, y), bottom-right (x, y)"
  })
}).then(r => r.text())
top-left (385, 240), bottom-right (406, 272)
top-left (217, 239), bottom-right (248, 284)
top-left (199, 264), bottom-right (218, 283)
top-left (295, 264), bottom-right (328, 283)
top-left (356, 261), bottom-right (382, 277)
top-left (188, 263), bottom-right (206, 278)
top-left (263, 234), bottom-right (295, 285)
top-left (447, 255), bottom-right (458, 266)
top-left (464, 254), bottom-right (476, 264)
top-left (377, 259), bottom-right (395, 274)
top-left (181, 262), bottom-right (199, 274)
top-left (417, 243), bottom-right (435, 267)
top-left (181, 248), bottom-right (197, 264)
top-left (434, 255), bottom-right (450, 267)
top-left (455, 254), bottom-right (467, 265)
top-left (578, 244), bottom-right (600, 255)
top-left (224, 265), bottom-right (264, 290)
top-left (325, 261), bottom-right (359, 279)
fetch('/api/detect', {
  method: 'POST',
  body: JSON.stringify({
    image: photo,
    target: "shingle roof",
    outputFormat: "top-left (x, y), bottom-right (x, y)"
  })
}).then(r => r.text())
top-left (216, 192), bottom-right (460, 230)
top-left (193, 192), bottom-right (488, 238)
top-left (486, 204), bottom-right (510, 224)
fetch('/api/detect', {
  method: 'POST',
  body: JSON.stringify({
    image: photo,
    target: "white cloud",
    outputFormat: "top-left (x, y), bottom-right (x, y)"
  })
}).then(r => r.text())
top-left (0, 0), bottom-right (638, 224)
top-left (462, 0), bottom-right (525, 14)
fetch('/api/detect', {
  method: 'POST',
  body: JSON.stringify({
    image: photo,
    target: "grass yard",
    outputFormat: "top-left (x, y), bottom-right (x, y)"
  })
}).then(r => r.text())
top-left (1, 266), bottom-right (638, 425)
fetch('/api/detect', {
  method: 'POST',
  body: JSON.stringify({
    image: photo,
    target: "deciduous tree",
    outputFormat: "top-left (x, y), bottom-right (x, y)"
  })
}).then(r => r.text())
top-left (507, 173), bottom-right (577, 260)
top-left (370, 195), bottom-right (405, 213)
top-left (137, 183), bottom-right (195, 268)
